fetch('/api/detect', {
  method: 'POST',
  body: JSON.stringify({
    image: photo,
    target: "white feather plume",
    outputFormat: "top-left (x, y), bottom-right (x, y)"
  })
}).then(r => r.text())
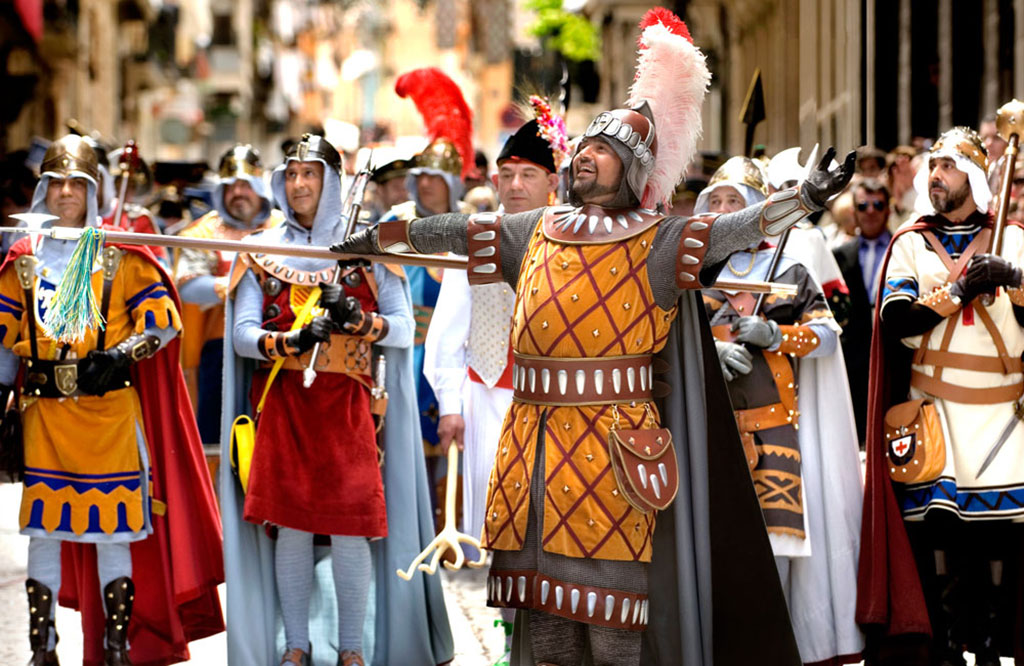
top-left (627, 22), bottom-right (711, 210)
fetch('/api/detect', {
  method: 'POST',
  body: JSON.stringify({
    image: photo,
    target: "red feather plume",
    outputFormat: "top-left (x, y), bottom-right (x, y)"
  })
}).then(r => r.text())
top-left (395, 67), bottom-right (474, 179)
top-left (637, 7), bottom-right (692, 46)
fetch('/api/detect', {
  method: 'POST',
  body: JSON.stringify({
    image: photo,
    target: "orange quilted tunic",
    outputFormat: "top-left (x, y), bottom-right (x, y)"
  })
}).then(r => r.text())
top-left (482, 222), bottom-right (676, 562)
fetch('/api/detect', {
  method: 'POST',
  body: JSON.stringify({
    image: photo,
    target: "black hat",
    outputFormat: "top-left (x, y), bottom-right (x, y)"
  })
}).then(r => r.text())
top-left (285, 134), bottom-right (341, 172)
top-left (496, 120), bottom-right (557, 173)
top-left (371, 159), bottom-right (411, 184)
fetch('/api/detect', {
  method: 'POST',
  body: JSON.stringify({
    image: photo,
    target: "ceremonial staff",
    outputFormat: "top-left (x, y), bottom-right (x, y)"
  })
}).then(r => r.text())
top-left (975, 98), bottom-right (1024, 477)
top-left (0, 222), bottom-right (797, 297)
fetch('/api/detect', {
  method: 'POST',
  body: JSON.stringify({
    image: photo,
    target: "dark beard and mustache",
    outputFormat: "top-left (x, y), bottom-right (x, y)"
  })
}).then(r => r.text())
top-left (929, 178), bottom-right (972, 214)
top-left (571, 176), bottom-right (619, 202)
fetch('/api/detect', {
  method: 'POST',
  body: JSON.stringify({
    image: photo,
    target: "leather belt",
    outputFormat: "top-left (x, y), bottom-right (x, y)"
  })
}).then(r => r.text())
top-left (511, 354), bottom-right (653, 405)
top-left (486, 569), bottom-right (648, 631)
top-left (915, 349), bottom-right (1022, 374)
top-left (910, 370), bottom-right (1023, 405)
top-left (260, 333), bottom-right (372, 379)
top-left (22, 358), bottom-right (131, 398)
top-left (734, 402), bottom-right (793, 433)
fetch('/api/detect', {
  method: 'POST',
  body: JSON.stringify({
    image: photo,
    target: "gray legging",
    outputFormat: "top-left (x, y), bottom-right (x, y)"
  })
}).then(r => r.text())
top-left (275, 526), bottom-right (372, 656)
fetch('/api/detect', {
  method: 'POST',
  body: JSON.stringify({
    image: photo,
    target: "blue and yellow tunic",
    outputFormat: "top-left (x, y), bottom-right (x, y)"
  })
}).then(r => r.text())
top-left (0, 245), bottom-right (181, 542)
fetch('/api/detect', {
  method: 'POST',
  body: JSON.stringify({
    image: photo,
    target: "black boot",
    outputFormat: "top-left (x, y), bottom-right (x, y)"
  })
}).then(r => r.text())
top-left (930, 574), bottom-right (965, 666)
top-left (103, 577), bottom-right (134, 666)
top-left (26, 578), bottom-right (60, 665)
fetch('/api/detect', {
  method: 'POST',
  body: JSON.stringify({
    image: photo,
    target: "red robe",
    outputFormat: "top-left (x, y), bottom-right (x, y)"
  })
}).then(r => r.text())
top-left (4, 234), bottom-right (225, 665)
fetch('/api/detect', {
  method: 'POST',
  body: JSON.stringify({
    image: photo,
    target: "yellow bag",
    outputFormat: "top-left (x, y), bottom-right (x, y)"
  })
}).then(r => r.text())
top-left (230, 415), bottom-right (256, 493)
top-left (884, 398), bottom-right (946, 484)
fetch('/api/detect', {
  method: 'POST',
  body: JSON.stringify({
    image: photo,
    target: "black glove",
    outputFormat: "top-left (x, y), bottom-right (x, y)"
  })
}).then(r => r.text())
top-left (802, 147), bottom-right (857, 209)
top-left (715, 341), bottom-right (754, 382)
top-left (731, 316), bottom-right (782, 349)
top-left (288, 315), bottom-right (333, 354)
top-left (78, 348), bottom-right (131, 396)
top-left (951, 254), bottom-right (1023, 304)
top-left (331, 227), bottom-right (379, 257)
top-left (318, 282), bottom-right (361, 328)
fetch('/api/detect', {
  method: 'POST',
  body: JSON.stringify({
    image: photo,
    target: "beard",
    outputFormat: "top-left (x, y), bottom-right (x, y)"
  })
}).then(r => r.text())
top-left (570, 175), bottom-right (618, 203)
top-left (226, 197), bottom-right (257, 222)
top-left (929, 179), bottom-right (972, 214)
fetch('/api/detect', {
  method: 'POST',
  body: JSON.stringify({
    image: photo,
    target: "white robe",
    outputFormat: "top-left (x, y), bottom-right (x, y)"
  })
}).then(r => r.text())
top-left (424, 262), bottom-right (515, 541)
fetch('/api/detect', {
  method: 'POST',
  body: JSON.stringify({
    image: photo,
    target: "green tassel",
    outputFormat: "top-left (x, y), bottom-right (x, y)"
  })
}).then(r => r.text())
top-left (42, 227), bottom-right (106, 343)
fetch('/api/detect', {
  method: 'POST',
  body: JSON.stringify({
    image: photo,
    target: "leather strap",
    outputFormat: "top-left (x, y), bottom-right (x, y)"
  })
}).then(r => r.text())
top-left (511, 353), bottom-right (653, 405)
top-left (14, 255), bottom-right (39, 360)
top-left (722, 291), bottom-right (756, 317)
top-left (96, 247), bottom-right (123, 351)
top-left (910, 370), bottom-right (1023, 405)
top-left (259, 333), bottom-right (372, 385)
top-left (916, 348), bottom-right (1023, 374)
top-left (486, 569), bottom-right (649, 631)
top-left (734, 402), bottom-right (792, 432)
top-left (914, 229), bottom-right (1018, 380)
top-left (376, 219), bottom-right (416, 253)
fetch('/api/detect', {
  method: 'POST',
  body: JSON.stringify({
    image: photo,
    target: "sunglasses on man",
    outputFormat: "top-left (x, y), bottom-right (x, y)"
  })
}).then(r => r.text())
top-left (856, 200), bottom-right (887, 212)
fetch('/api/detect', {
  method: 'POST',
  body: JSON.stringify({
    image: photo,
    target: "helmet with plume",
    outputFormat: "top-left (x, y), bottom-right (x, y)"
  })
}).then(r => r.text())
top-left (577, 8), bottom-right (710, 210)
top-left (395, 67), bottom-right (474, 179)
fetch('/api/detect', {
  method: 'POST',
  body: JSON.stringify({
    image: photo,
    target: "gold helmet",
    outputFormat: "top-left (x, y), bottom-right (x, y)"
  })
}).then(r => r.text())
top-left (930, 127), bottom-right (988, 174)
top-left (707, 156), bottom-right (769, 197)
top-left (40, 134), bottom-right (100, 184)
top-left (219, 144), bottom-right (263, 180)
top-left (415, 139), bottom-right (462, 176)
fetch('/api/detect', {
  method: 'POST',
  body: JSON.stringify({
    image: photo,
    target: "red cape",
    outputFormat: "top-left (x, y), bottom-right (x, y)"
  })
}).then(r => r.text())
top-left (855, 220), bottom-right (932, 637)
top-left (4, 234), bottom-right (225, 665)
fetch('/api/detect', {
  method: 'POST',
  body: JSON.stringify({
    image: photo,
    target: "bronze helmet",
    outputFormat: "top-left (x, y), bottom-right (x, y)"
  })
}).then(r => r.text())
top-left (415, 139), bottom-right (462, 176)
top-left (219, 144), bottom-right (263, 180)
top-left (286, 134), bottom-right (341, 172)
top-left (40, 134), bottom-right (100, 184)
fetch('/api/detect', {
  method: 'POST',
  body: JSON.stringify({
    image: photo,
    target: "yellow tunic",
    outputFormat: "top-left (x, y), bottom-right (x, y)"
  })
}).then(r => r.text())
top-left (483, 223), bottom-right (675, 562)
top-left (0, 249), bottom-right (181, 541)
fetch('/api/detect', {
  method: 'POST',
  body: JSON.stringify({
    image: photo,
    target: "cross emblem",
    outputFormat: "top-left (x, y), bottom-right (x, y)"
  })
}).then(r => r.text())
top-left (891, 435), bottom-right (913, 457)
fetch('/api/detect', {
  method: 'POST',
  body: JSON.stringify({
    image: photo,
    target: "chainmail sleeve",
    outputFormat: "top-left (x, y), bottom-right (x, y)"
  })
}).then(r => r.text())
top-left (407, 209), bottom-right (543, 287)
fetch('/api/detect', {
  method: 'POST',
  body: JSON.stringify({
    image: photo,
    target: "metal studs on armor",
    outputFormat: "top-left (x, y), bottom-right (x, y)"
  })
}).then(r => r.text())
top-left (344, 271), bottom-right (363, 287)
top-left (263, 277), bottom-right (283, 296)
top-left (264, 304), bottom-right (282, 320)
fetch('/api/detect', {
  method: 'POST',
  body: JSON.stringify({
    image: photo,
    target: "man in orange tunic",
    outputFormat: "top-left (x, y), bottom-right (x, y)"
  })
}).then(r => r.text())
top-left (337, 11), bottom-right (855, 666)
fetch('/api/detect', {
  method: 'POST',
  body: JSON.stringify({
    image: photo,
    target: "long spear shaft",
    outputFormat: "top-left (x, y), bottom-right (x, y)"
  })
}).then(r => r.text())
top-left (0, 226), bottom-right (795, 295)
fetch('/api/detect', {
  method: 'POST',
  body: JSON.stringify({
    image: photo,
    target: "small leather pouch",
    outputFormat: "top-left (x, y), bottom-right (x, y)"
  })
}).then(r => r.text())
top-left (884, 398), bottom-right (946, 484)
top-left (607, 405), bottom-right (679, 513)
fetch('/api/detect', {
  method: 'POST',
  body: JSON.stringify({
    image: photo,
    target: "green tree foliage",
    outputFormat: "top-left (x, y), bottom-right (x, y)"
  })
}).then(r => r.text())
top-left (526, 0), bottom-right (601, 62)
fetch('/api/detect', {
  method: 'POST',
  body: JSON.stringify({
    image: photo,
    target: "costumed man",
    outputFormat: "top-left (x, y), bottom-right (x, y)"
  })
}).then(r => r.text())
top-left (423, 95), bottom-right (566, 661)
top-left (858, 127), bottom-right (1024, 666)
top-left (379, 67), bottom-right (476, 515)
top-left (336, 9), bottom-right (856, 665)
top-left (0, 135), bottom-right (223, 664)
top-left (700, 157), bottom-right (865, 665)
top-left (367, 158), bottom-right (410, 224)
top-left (101, 146), bottom-right (168, 265)
top-left (174, 144), bottom-right (282, 444)
top-left (220, 134), bottom-right (454, 666)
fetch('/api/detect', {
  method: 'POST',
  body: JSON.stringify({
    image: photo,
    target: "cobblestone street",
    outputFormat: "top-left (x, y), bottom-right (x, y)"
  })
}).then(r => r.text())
top-left (0, 482), bottom-right (507, 665)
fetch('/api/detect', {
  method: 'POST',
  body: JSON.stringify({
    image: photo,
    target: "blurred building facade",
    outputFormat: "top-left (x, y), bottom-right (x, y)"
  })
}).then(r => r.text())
top-left (4, 1), bottom-right (1024, 165)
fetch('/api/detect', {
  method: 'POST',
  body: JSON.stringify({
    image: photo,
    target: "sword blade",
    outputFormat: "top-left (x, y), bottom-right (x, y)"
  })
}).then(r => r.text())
top-left (976, 404), bottom-right (1024, 478)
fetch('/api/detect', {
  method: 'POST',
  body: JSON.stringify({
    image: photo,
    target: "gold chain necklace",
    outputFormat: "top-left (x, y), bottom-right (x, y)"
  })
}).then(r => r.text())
top-left (727, 249), bottom-right (758, 277)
